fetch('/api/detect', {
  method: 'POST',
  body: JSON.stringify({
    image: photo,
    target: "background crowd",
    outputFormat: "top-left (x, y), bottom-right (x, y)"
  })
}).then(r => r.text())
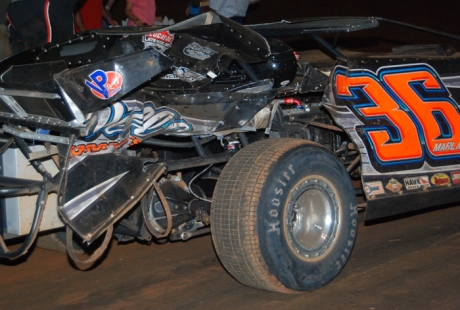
top-left (3, 0), bottom-right (260, 55)
top-left (3, 0), bottom-right (457, 60)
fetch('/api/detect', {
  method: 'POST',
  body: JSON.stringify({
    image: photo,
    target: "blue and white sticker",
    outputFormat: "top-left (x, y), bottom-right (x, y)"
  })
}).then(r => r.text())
top-left (364, 181), bottom-right (385, 195)
top-left (183, 42), bottom-right (217, 60)
top-left (162, 66), bottom-right (205, 83)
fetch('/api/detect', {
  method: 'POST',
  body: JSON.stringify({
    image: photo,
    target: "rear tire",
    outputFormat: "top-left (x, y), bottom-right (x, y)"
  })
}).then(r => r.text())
top-left (211, 138), bottom-right (357, 292)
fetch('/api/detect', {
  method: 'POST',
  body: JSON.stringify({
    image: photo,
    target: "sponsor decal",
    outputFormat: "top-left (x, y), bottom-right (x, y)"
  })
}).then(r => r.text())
top-left (183, 42), bottom-right (217, 60)
top-left (430, 173), bottom-right (451, 186)
top-left (162, 66), bottom-right (205, 83)
top-left (73, 99), bottom-right (193, 157)
top-left (162, 72), bottom-right (179, 80)
top-left (293, 51), bottom-right (300, 61)
top-left (143, 30), bottom-right (174, 52)
top-left (385, 178), bottom-right (402, 192)
top-left (71, 137), bottom-right (142, 157)
top-left (433, 142), bottom-right (460, 152)
top-left (403, 176), bottom-right (430, 190)
top-left (363, 181), bottom-right (385, 195)
top-left (85, 70), bottom-right (123, 100)
top-left (450, 171), bottom-right (460, 184)
top-left (280, 80), bottom-right (290, 87)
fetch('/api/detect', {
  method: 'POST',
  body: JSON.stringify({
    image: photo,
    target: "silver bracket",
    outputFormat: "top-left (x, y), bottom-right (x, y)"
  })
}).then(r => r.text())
top-left (3, 125), bottom-right (70, 145)
top-left (0, 91), bottom-right (28, 118)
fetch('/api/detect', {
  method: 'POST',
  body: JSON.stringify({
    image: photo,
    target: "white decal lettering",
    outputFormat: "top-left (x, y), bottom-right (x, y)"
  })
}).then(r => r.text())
top-left (268, 221), bottom-right (280, 235)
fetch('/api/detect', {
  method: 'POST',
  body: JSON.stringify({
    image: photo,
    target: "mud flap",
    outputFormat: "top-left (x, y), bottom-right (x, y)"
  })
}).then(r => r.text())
top-left (58, 154), bottom-right (165, 244)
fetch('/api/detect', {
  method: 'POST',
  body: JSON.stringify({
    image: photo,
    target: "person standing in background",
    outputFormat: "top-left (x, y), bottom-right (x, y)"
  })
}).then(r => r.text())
top-left (208, 0), bottom-right (251, 24)
top-left (125, 0), bottom-right (161, 27)
top-left (185, 0), bottom-right (209, 18)
top-left (0, 1), bottom-right (11, 59)
top-left (102, 0), bottom-right (117, 28)
top-left (74, 0), bottom-right (118, 32)
top-left (6, 0), bottom-right (77, 54)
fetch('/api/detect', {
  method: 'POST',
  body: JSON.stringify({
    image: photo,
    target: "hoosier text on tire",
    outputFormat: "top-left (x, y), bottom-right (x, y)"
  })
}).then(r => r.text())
top-left (211, 138), bottom-right (358, 293)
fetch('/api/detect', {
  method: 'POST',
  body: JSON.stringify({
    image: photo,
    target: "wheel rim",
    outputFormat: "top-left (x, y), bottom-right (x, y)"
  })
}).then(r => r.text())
top-left (284, 175), bottom-right (341, 261)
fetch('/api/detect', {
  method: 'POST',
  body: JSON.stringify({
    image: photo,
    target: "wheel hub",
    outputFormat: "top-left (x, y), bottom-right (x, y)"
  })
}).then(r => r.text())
top-left (285, 176), bottom-right (341, 261)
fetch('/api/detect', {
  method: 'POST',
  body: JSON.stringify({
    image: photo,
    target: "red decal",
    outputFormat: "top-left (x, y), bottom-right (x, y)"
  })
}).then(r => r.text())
top-left (143, 30), bottom-right (174, 51)
top-left (430, 173), bottom-right (451, 186)
top-left (450, 171), bottom-right (460, 184)
top-left (145, 30), bottom-right (174, 45)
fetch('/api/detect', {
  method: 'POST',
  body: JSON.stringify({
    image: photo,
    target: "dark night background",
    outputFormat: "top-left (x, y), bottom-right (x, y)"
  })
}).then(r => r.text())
top-left (107, 0), bottom-right (460, 51)
top-left (2, 0), bottom-right (460, 52)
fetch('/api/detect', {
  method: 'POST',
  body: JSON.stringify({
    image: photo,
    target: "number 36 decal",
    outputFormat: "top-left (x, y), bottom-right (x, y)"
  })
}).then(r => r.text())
top-left (334, 64), bottom-right (460, 171)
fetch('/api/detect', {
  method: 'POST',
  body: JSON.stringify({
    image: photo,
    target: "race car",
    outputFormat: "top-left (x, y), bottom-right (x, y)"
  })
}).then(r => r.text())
top-left (1, 12), bottom-right (459, 293)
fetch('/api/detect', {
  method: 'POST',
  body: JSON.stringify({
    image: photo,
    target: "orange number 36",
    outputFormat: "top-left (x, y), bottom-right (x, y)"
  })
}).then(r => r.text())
top-left (334, 64), bottom-right (460, 168)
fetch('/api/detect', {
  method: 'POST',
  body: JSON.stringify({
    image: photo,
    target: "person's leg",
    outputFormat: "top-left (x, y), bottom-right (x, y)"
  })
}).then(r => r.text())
top-left (49, 0), bottom-right (78, 41)
top-left (6, 0), bottom-right (48, 53)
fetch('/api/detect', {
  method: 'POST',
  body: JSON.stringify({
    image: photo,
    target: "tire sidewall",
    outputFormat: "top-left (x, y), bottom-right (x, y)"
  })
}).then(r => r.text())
top-left (257, 144), bottom-right (357, 291)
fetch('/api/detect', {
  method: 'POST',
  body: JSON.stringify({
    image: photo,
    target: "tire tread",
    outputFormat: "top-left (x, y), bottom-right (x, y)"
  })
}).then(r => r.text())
top-left (212, 138), bottom-right (317, 292)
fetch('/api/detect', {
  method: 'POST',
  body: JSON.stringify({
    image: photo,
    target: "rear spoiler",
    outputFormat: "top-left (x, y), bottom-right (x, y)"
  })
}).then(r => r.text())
top-left (247, 16), bottom-right (460, 40)
top-left (246, 16), bottom-right (460, 59)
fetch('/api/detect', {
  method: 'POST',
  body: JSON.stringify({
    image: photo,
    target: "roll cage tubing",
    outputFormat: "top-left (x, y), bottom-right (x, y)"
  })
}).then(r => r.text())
top-left (246, 17), bottom-right (460, 59)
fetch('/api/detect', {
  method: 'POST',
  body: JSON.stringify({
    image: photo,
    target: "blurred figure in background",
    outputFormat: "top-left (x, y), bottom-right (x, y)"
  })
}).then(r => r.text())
top-left (6, 0), bottom-right (77, 54)
top-left (102, 0), bottom-right (117, 28)
top-left (0, 1), bottom-right (11, 59)
top-left (209, 0), bottom-right (255, 24)
top-left (74, 0), bottom-right (118, 32)
top-left (125, 0), bottom-right (161, 26)
top-left (185, 0), bottom-right (209, 18)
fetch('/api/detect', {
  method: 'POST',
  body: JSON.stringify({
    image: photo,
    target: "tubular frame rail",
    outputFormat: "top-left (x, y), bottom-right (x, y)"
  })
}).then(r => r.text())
top-left (0, 133), bottom-right (58, 259)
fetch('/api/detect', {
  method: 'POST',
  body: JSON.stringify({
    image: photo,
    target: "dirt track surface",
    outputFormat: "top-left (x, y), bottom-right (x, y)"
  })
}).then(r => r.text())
top-left (1, 205), bottom-right (460, 309)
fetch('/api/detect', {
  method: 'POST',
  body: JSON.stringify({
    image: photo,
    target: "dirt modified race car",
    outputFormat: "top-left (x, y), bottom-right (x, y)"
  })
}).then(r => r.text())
top-left (1, 12), bottom-right (460, 293)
